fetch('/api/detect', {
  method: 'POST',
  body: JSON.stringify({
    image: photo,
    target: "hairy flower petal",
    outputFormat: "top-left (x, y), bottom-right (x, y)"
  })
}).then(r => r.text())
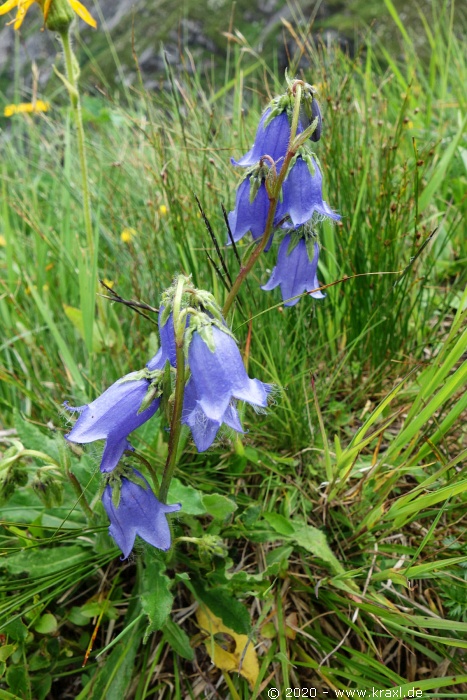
top-left (102, 469), bottom-right (180, 558)
top-left (262, 236), bottom-right (325, 307)
top-left (188, 326), bottom-right (270, 424)
top-left (231, 110), bottom-right (292, 168)
top-left (281, 157), bottom-right (340, 228)
top-left (65, 373), bottom-right (160, 473)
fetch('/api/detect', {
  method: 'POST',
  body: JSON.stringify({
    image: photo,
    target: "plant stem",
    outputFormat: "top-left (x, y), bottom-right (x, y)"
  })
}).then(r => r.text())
top-left (159, 278), bottom-right (186, 502)
top-left (222, 84), bottom-right (303, 316)
top-left (59, 29), bottom-right (94, 259)
top-left (59, 28), bottom-right (96, 358)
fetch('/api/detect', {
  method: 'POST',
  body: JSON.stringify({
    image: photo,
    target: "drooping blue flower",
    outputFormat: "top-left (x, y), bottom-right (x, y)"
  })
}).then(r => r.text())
top-left (102, 469), bottom-right (181, 559)
top-left (227, 175), bottom-right (271, 243)
top-left (64, 370), bottom-right (162, 473)
top-left (231, 94), bottom-right (321, 169)
top-left (232, 109), bottom-right (293, 168)
top-left (262, 235), bottom-right (326, 307)
top-left (227, 171), bottom-right (286, 248)
top-left (186, 324), bottom-right (271, 428)
top-left (280, 155), bottom-right (340, 228)
top-left (182, 377), bottom-right (244, 452)
top-left (146, 307), bottom-right (176, 370)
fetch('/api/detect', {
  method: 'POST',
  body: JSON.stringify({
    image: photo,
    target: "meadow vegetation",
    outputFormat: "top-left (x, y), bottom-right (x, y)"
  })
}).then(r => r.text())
top-left (0, 0), bottom-right (466, 697)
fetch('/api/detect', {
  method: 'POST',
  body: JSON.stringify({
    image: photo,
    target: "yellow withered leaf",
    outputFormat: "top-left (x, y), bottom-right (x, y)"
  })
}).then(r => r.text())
top-left (196, 606), bottom-right (259, 689)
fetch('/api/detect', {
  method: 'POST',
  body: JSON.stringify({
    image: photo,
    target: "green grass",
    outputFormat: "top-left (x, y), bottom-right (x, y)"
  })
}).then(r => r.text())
top-left (0, 0), bottom-right (466, 697)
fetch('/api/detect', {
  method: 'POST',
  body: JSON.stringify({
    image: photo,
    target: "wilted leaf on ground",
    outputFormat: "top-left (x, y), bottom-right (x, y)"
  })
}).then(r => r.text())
top-left (196, 606), bottom-right (259, 689)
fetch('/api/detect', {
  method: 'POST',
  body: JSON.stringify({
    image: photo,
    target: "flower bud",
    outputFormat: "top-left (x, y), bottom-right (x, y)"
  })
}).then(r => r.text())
top-left (0, 463), bottom-right (28, 504)
top-left (31, 470), bottom-right (64, 508)
top-left (39, 0), bottom-right (75, 31)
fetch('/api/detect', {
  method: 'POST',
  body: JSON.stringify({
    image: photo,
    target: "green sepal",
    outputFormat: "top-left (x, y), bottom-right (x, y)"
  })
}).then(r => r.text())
top-left (185, 313), bottom-right (237, 357)
top-left (286, 232), bottom-right (303, 257)
top-left (117, 368), bottom-right (149, 383)
top-left (264, 92), bottom-right (293, 127)
top-left (293, 116), bottom-right (319, 149)
top-left (106, 467), bottom-right (149, 509)
top-left (196, 322), bottom-right (216, 353)
top-left (138, 380), bottom-right (163, 414)
top-left (249, 173), bottom-right (262, 203)
top-left (305, 235), bottom-right (319, 264)
top-left (159, 303), bottom-right (172, 329)
top-left (110, 476), bottom-right (122, 509)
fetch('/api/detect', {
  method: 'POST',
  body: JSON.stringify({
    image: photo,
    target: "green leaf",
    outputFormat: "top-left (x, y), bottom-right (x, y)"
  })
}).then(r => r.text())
top-left (1, 545), bottom-right (89, 576)
top-left (168, 478), bottom-right (206, 515)
top-left (162, 617), bottom-right (194, 660)
top-left (6, 665), bottom-right (29, 698)
top-left (292, 522), bottom-right (346, 576)
top-left (32, 674), bottom-right (52, 700)
top-left (13, 411), bottom-right (61, 464)
top-left (192, 582), bottom-right (251, 636)
top-left (3, 619), bottom-right (28, 642)
top-left (33, 614), bottom-right (58, 635)
top-left (0, 645), bottom-right (16, 663)
top-left (263, 512), bottom-right (295, 536)
top-left (202, 493), bottom-right (237, 520)
top-left (140, 554), bottom-right (173, 639)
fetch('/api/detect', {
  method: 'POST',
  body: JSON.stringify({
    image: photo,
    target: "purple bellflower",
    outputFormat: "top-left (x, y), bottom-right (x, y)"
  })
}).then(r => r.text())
top-left (280, 154), bottom-right (340, 228)
top-left (231, 90), bottom-right (321, 169)
top-left (102, 469), bottom-right (181, 559)
top-left (64, 372), bottom-right (162, 473)
top-left (227, 174), bottom-right (271, 243)
top-left (227, 169), bottom-right (286, 249)
top-left (262, 234), bottom-right (325, 307)
top-left (182, 324), bottom-right (271, 449)
top-left (182, 377), bottom-right (244, 452)
top-left (232, 109), bottom-right (294, 168)
top-left (65, 309), bottom-right (174, 473)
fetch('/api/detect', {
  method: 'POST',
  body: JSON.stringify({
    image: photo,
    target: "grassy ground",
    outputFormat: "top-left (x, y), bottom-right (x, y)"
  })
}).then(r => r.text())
top-left (0, 0), bottom-right (466, 698)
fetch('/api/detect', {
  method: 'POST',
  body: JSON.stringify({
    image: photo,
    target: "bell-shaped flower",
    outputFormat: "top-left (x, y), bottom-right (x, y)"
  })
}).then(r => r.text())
top-left (186, 324), bottom-right (271, 426)
top-left (102, 469), bottom-right (181, 559)
top-left (227, 169), bottom-right (286, 248)
top-left (232, 109), bottom-right (296, 168)
top-left (182, 377), bottom-right (244, 452)
top-left (262, 234), bottom-right (326, 307)
top-left (65, 370), bottom-right (162, 473)
top-left (281, 154), bottom-right (340, 228)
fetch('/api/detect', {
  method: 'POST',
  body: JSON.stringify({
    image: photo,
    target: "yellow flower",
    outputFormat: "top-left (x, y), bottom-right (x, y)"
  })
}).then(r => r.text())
top-left (121, 228), bottom-right (137, 244)
top-left (0, 234), bottom-right (6, 246)
top-left (4, 100), bottom-right (49, 117)
top-left (158, 204), bottom-right (168, 216)
top-left (0, 0), bottom-right (96, 30)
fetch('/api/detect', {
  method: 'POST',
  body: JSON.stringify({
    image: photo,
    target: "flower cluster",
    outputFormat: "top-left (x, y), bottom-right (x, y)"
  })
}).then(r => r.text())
top-left (64, 278), bottom-right (271, 556)
top-left (228, 78), bottom-right (340, 306)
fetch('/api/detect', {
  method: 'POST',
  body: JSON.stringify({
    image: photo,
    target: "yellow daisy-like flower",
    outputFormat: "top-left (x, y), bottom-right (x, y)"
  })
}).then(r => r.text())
top-left (0, 0), bottom-right (96, 30)
top-left (4, 100), bottom-right (49, 117)
top-left (121, 228), bottom-right (137, 244)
